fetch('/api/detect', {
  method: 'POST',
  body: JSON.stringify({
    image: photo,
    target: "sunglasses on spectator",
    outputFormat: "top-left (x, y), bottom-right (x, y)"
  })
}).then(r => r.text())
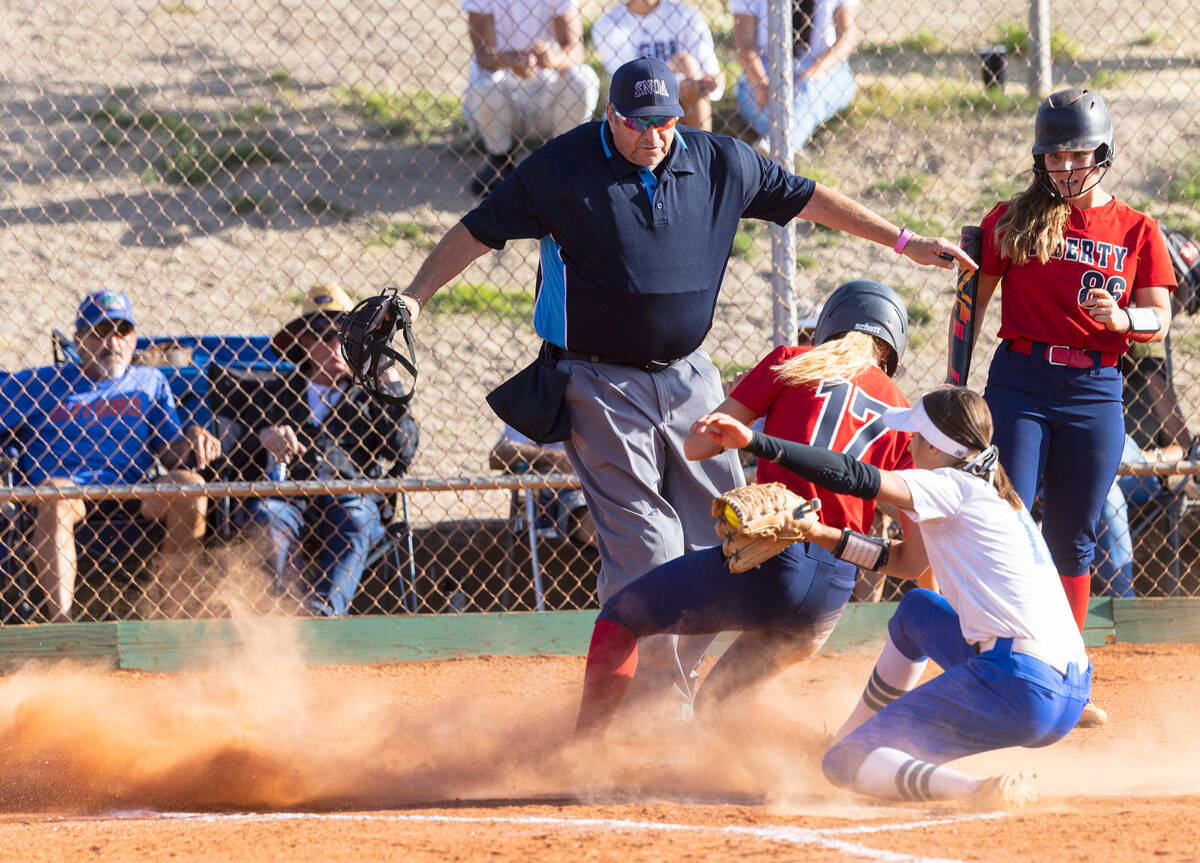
top-left (613, 109), bottom-right (679, 133)
top-left (84, 320), bottom-right (134, 338)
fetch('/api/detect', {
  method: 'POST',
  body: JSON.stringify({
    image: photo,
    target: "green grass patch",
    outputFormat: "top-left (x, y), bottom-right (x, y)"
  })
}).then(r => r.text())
top-left (160, 137), bottom-right (286, 185)
top-left (337, 84), bottom-right (466, 142)
top-left (1166, 146), bottom-right (1200, 205)
top-left (731, 230), bottom-right (758, 259)
top-left (867, 172), bottom-right (928, 203)
top-left (1167, 331), bottom-right (1200, 353)
top-left (228, 102), bottom-right (275, 125)
top-left (87, 103), bottom-right (137, 128)
top-left (990, 20), bottom-right (1081, 61)
top-left (796, 253), bottom-right (818, 271)
top-left (136, 110), bottom-right (194, 139)
top-left (851, 80), bottom-right (1041, 125)
top-left (1089, 69), bottom-right (1132, 89)
top-left (424, 282), bottom-right (534, 322)
top-left (364, 219), bottom-right (432, 250)
top-left (892, 211), bottom-right (945, 239)
top-left (1134, 29), bottom-right (1163, 47)
top-left (227, 191), bottom-right (273, 214)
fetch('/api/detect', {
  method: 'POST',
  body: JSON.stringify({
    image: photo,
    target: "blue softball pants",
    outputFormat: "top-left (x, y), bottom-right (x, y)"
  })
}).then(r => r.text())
top-left (598, 542), bottom-right (856, 711)
top-left (823, 589), bottom-right (1091, 785)
top-left (983, 343), bottom-right (1125, 577)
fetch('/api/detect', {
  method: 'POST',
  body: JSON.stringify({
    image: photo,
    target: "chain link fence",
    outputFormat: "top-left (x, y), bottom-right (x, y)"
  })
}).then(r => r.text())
top-left (2, 0), bottom-right (1200, 623)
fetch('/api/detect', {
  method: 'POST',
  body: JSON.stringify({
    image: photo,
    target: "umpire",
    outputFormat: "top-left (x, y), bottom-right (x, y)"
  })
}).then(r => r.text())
top-left (397, 57), bottom-right (974, 716)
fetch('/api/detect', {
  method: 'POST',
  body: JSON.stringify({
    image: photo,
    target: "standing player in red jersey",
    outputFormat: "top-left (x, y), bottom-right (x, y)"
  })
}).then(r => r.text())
top-left (575, 280), bottom-right (912, 733)
top-left (947, 89), bottom-right (1176, 727)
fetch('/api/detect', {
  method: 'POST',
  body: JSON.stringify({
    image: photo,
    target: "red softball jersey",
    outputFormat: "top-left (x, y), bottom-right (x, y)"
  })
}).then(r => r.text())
top-left (980, 198), bottom-right (1177, 353)
top-left (729, 344), bottom-right (913, 534)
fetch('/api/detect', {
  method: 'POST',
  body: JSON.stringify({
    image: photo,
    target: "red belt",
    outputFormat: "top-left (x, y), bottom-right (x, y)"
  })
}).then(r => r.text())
top-left (1005, 338), bottom-right (1120, 369)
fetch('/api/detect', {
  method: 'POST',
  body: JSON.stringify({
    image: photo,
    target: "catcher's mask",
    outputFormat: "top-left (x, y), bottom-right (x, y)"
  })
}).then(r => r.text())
top-left (338, 286), bottom-right (418, 408)
top-left (813, 279), bottom-right (908, 375)
top-left (1031, 88), bottom-right (1113, 200)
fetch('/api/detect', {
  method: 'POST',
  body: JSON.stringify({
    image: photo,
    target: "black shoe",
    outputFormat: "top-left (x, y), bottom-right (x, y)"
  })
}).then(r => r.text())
top-left (470, 151), bottom-right (515, 198)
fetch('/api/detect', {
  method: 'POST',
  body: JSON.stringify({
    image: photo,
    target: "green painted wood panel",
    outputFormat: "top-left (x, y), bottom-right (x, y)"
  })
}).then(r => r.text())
top-left (0, 622), bottom-right (118, 671)
top-left (0, 597), bottom-right (1194, 672)
top-left (1112, 597), bottom-right (1200, 643)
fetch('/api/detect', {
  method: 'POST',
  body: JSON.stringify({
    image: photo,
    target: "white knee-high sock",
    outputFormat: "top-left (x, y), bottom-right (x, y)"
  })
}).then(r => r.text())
top-left (832, 637), bottom-right (928, 741)
top-left (852, 747), bottom-right (983, 801)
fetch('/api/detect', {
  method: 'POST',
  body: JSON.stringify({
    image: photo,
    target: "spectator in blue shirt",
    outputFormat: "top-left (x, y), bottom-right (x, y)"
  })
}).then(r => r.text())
top-left (0, 291), bottom-right (219, 621)
top-left (393, 57), bottom-right (972, 718)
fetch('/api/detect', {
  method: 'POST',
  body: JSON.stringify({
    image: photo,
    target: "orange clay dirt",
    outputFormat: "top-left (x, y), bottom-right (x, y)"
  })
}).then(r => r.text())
top-left (0, 616), bottom-right (1196, 862)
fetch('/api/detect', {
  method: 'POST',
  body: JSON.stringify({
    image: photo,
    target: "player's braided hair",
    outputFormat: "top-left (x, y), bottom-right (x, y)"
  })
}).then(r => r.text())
top-left (994, 179), bottom-right (1072, 265)
top-left (770, 331), bottom-right (890, 388)
top-left (921, 388), bottom-right (1024, 509)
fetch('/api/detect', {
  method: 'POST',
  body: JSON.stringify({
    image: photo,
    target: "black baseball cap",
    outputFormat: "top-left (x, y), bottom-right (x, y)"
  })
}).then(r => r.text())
top-left (608, 57), bottom-right (684, 118)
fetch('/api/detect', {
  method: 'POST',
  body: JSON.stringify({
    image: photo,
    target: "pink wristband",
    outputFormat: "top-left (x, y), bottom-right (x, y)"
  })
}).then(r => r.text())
top-left (893, 227), bottom-right (914, 254)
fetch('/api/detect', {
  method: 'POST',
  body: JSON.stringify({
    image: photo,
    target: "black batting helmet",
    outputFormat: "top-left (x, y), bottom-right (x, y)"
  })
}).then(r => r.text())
top-left (1031, 88), bottom-right (1113, 198)
top-left (813, 280), bottom-right (908, 376)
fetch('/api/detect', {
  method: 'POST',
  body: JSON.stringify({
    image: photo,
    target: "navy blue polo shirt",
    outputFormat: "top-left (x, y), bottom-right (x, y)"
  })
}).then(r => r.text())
top-left (460, 121), bottom-right (815, 364)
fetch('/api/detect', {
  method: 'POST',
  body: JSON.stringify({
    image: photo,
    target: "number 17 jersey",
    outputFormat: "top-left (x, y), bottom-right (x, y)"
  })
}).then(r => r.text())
top-left (730, 344), bottom-right (913, 534)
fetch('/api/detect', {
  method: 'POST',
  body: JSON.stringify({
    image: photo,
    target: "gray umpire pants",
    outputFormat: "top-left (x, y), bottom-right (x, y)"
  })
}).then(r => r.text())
top-left (559, 347), bottom-right (745, 712)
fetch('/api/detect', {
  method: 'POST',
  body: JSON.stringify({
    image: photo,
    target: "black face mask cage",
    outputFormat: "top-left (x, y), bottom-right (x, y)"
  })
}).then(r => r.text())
top-left (339, 287), bottom-right (418, 408)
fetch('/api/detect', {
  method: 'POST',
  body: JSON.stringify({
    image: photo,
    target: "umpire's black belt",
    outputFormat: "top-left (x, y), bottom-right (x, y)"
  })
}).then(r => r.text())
top-left (548, 344), bottom-right (679, 373)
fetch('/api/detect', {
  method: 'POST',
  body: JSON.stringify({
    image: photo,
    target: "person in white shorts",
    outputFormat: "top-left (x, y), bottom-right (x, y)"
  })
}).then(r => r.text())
top-left (592, 0), bottom-right (724, 130)
top-left (694, 387), bottom-right (1091, 809)
top-left (461, 0), bottom-right (600, 197)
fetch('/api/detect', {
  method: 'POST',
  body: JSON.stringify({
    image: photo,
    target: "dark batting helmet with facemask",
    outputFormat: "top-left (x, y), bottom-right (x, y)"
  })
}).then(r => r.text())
top-left (1031, 88), bottom-right (1114, 199)
top-left (812, 279), bottom-right (909, 376)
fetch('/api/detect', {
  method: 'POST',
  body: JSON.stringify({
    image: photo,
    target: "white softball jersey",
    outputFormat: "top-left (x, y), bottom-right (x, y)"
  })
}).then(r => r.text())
top-left (462, 0), bottom-right (579, 56)
top-left (592, 1), bottom-right (725, 102)
top-left (896, 467), bottom-right (1088, 671)
top-left (731, 0), bottom-right (858, 76)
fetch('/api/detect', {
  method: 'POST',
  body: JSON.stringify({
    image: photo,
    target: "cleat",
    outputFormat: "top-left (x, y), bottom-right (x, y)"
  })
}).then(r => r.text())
top-left (1076, 701), bottom-right (1107, 728)
top-left (971, 771), bottom-right (1038, 810)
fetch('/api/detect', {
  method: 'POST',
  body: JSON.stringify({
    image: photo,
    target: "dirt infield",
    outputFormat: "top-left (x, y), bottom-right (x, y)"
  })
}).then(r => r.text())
top-left (0, 630), bottom-right (1196, 861)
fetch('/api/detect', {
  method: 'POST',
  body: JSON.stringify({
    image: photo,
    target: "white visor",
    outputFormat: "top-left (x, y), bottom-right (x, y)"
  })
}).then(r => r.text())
top-left (883, 396), bottom-right (970, 459)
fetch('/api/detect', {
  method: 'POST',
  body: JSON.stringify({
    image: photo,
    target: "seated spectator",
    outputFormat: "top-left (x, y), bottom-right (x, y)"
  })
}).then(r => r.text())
top-left (1094, 435), bottom-right (1188, 597)
top-left (490, 424), bottom-right (595, 545)
top-left (733, 0), bottom-right (858, 157)
top-left (0, 291), bottom-right (219, 622)
top-left (250, 284), bottom-right (419, 616)
top-left (462, 0), bottom-right (600, 196)
top-left (592, 0), bottom-right (724, 131)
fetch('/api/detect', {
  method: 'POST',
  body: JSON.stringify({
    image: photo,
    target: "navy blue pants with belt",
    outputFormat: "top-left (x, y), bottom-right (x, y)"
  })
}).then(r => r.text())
top-left (597, 542), bottom-right (856, 713)
top-left (983, 342), bottom-right (1125, 578)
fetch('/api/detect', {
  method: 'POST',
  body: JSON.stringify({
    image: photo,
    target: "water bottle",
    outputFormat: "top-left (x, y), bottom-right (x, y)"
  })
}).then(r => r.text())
top-left (266, 452), bottom-right (287, 482)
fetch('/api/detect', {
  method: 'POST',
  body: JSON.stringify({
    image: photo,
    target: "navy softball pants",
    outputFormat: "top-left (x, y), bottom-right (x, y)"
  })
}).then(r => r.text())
top-left (597, 542), bottom-right (856, 711)
top-left (983, 343), bottom-right (1125, 578)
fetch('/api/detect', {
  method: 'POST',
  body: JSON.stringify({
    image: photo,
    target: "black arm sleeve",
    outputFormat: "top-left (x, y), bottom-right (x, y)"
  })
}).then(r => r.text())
top-left (745, 431), bottom-right (882, 500)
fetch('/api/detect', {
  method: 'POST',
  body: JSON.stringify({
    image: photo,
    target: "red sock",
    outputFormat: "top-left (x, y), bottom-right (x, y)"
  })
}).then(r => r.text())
top-left (575, 619), bottom-right (638, 734)
top-left (1059, 573), bottom-right (1090, 633)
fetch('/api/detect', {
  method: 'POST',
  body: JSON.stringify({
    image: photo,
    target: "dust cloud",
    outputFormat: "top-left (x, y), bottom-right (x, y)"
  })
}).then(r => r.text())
top-left (0, 610), bottom-right (1196, 814)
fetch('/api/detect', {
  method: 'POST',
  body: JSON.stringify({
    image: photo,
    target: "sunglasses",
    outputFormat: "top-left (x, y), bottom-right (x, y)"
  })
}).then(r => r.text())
top-left (613, 109), bottom-right (679, 134)
top-left (83, 320), bottom-right (134, 338)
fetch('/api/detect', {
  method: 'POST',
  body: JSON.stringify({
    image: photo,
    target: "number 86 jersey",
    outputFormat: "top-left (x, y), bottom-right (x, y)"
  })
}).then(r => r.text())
top-left (981, 198), bottom-right (1176, 354)
top-left (729, 344), bottom-right (913, 535)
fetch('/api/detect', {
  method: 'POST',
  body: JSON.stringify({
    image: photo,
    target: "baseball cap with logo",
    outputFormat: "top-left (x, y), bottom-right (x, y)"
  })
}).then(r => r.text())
top-left (608, 57), bottom-right (684, 118)
top-left (76, 290), bottom-right (136, 332)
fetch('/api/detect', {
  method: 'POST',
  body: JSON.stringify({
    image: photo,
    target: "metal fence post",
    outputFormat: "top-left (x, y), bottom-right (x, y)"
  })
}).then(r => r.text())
top-left (767, 0), bottom-right (798, 347)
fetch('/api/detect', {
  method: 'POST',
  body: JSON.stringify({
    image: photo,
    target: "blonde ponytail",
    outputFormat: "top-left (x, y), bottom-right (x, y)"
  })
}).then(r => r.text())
top-left (771, 331), bottom-right (890, 389)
